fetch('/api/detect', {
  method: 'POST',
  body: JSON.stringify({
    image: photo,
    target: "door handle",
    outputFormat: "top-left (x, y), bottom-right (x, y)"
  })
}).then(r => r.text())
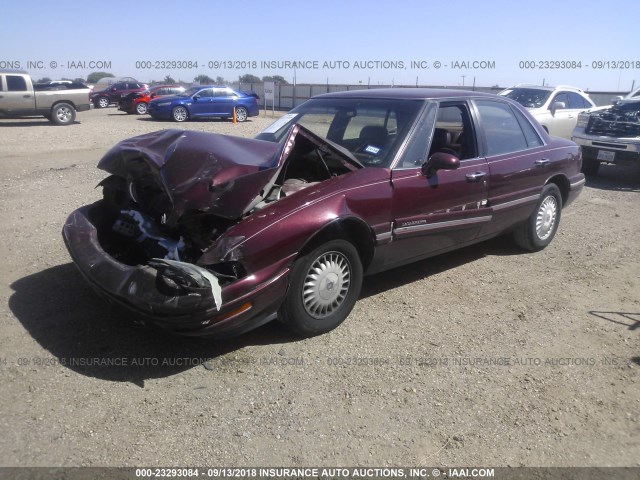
top-left (535, 158), bottom-right (550, 167)
top-left (23, 94), bottom-right (31, 98)
top-left (466, 171), bottom-right (487, 182)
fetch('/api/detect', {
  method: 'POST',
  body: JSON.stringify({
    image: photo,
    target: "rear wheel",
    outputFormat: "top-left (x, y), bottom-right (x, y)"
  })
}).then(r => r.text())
top-left (50, 103), bottom-right (76, 125)
top-left (513, 183), bottom-right (562, 251)
top-left (280, 239), bottom-right (362, 337)
top-left (172, 106), bottom-right (188, 122)
top-left (234, 106), bottom-right (248, 122)
top-left (135, 102), bottom-right (148, 115)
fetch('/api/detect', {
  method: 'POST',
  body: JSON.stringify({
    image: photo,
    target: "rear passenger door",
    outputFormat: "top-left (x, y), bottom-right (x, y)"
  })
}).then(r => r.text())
top-left (211, 87), bottom-right (236, 116)
top-left (473, 99), bottom-right (548, 236)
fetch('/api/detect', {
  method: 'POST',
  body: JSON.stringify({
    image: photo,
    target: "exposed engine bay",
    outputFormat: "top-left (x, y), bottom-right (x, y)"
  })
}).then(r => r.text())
top-left (586, 101), bottom-right (640, 137)
top-left (88, 125), bottom-right (362, 283)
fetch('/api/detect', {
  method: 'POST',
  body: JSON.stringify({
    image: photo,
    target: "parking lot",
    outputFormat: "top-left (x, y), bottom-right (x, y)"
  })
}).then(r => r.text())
top-left (1, 107), bottom-right (639, 466)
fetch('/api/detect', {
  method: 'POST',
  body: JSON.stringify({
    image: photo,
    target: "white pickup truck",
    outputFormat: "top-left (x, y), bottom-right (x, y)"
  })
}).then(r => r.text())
top-left (0, 70), bottom-right (91, 125)
top-left (572, 88), bottom-right (640, 175)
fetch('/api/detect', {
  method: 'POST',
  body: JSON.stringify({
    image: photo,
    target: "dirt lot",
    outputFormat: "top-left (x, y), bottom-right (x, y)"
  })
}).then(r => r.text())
top-left (0, 107), bottom-right (638, 468)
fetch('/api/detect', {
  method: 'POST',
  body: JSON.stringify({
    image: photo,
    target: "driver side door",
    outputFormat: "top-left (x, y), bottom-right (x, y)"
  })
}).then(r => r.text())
top-left (190, 88), bottom-right (215, 117)
top-left (385, 101), bottom-right (492, 267)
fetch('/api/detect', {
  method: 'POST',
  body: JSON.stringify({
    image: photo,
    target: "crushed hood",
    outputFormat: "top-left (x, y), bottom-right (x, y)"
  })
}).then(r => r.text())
top-left (98, 125), bottom-right (362, 224)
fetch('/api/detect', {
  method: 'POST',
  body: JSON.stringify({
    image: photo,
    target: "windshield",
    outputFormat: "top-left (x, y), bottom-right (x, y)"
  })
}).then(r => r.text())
top-left (501, 88), bottom-right (552, 109)
top-left (255, 97), bottom-right (424, 167)
top-left (180, 87), bottom-right (201, 97)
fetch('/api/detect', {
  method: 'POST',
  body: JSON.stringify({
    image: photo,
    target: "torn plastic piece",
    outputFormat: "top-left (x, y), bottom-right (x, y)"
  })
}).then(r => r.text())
top-left (148, 258), bottom-right (222, 311)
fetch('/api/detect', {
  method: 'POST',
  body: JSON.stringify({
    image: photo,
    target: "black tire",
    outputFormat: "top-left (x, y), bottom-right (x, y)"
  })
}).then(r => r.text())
top-left (235, 106), bottom-right (248, 122)
top-left (136, 102), bottom-right (148, 115)
top-left (581, 159), bottom-right (600, 176)
top-left (513, 183), bottom-right (562, 252)
top-left (172, 106), bottom-right (188, 122)
top-left (280, 239), bottom-right (363, 337)
top-left (95, 97), bottom-right (109, 108)
top-left (49, 103), bottom-right (76, 125)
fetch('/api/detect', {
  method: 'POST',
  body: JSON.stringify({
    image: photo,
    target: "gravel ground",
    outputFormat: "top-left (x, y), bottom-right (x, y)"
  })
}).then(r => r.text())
top-left (0, 107), bottom-right (639, 467)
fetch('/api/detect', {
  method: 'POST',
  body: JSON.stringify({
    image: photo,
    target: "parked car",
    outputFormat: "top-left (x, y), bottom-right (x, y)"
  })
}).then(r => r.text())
top-left (147, 85), bottom-right (259, 122)
top-left (571, 88), bottom-right (640, 175)
top-left (499, 84), bottom-right (596, 138)
top-left (63, 88), bottom-right (584, 338)
top-left (0, 70), bottom-right (90, 125)
top-left (91, 81), bottom-right (148, 108)
top-left (118, 85), bottom-right (185, 115)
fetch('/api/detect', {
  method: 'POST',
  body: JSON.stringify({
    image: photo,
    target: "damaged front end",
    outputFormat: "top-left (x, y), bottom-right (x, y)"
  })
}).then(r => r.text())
top-left (585, 101), bottom-right (640, 137)
top-left (63, 126), bottom-right (361, 336)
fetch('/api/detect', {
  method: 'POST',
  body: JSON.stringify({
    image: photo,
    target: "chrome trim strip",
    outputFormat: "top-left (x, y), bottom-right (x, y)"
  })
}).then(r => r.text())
top-left (375, 232), bottom-right (393, 242)
top-left (394, 215), bottom-right (492, 235)
top-left (571, 178), bottom-right (586, 188)
top-left (492, 194), bottom-right (539, 212)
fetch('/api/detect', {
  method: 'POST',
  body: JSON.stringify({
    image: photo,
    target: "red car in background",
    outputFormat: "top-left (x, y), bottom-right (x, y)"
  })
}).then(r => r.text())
top-left (118, 85), bottom-right (185, 115)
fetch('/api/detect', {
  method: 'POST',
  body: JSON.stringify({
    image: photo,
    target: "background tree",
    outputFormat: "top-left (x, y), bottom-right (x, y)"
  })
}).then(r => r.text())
top-left (164, 75), bottom-right (176, 84)
top-left (194, 74), bottom-right (215, 84)
top-left (239, 73), bottom-right (261, 84)
top-left (215, 76), bottom-right (227, 84)
top-left (87, 72), bottom-right (114, 83)
top-left (35, 77), bottom-right (52, 83)
top-left (262, 75), bottom-right (288, 84)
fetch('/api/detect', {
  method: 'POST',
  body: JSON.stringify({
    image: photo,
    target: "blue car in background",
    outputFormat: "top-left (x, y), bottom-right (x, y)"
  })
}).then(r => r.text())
top-left (147, 85), bottom-right (259, 122)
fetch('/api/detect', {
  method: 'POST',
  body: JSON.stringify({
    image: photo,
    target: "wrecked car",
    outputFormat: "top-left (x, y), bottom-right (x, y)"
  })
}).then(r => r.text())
top-left (63, 89), bottom-right (585, 338)
top-left (571, 89), bottom-right (640, 175)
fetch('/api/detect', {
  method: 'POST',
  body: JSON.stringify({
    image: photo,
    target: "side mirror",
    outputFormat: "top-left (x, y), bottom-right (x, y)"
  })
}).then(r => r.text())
top-left (611, 96), bottom-right (623, 104)
top-left (193, 95), bottom-right (199, 102)
top-left (150, 93), bottom-right (156, 99)
top-left (111, 87), bottom-right (117, 92)
top-left (550, 101), bottom-right (566, 115)
top-left (421, 152), bottom-right (460, 178)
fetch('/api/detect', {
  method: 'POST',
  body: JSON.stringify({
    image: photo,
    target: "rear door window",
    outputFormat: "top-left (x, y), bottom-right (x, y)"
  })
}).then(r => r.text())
top-left (7, 75), bottom-right (27, 91)
top-left (475, 100), bottom-right (530, 156)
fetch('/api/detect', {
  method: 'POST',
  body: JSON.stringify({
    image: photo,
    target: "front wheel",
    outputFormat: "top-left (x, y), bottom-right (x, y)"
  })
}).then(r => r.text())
top-left (172, 106), bottom-right (188, 122)
top-left (280, 239), bottom-right (363, 337)
top-left (135, 102), bottom-right (148, 115)
top-left (513, 183), bottom-right (562, 251)
top-left (50, 103), bottom-right (76, 125)
top-left (234, 106), bottom-right (248, 122)
top-left (96, 97), bottom-right (109, 108)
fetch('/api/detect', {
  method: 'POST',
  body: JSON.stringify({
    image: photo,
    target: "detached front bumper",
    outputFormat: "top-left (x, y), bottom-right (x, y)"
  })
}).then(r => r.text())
top-left (62, 204), bottom-right (290, 338)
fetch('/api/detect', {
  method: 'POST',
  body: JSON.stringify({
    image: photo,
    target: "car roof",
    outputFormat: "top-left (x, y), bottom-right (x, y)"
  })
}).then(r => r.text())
top-left (313, 88), bottom-right (497, 100)
top-left (505, 84), bottom-right (586, 93)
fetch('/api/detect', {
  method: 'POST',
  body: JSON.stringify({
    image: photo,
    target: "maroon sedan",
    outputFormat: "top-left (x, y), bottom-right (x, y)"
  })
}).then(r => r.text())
top-left (62, 89), bottom-right (585, 338)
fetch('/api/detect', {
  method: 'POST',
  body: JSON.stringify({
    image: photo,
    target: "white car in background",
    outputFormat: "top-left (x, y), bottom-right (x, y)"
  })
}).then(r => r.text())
top-left (499, 84), bottom-right (596, 138)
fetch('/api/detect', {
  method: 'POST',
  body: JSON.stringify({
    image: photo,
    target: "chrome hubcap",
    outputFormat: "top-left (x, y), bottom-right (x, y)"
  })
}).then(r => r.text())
top-left (174, 108), bottom-right (187, 121)
top-left (303, 251), bottom-right (351, 319)
top-left (536, 195), bottom-right (558, 240)
top-left (99, 98), bottom-right (108, 107)
top-left (137, 103), bottom-right (147, 114)
top-left (236, 108), bottom-right (247, 122)
top-left (57, 107), bottom-right (72, 122)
